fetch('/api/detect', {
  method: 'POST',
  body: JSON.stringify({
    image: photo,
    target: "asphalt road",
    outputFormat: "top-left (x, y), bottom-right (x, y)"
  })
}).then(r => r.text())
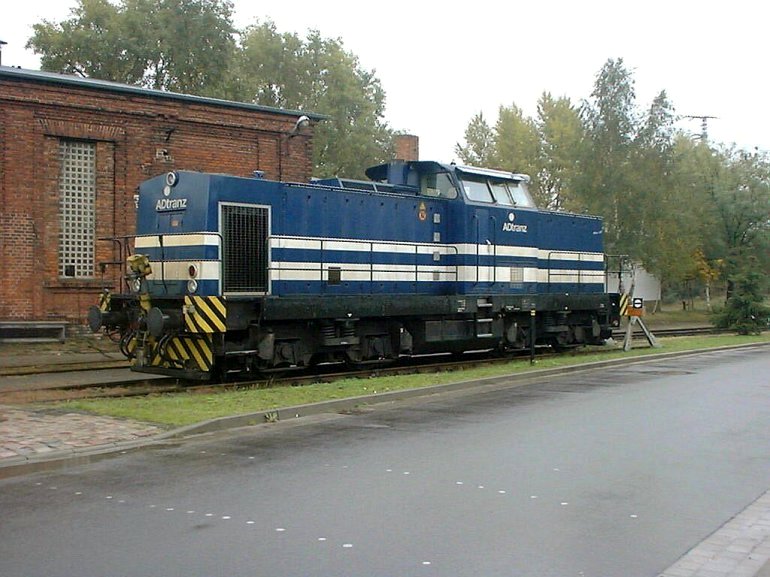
top-left (1, 347), bottom-right (769, 577)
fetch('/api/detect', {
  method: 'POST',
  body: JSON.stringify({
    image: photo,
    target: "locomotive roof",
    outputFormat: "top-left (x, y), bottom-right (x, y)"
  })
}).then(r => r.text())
top-left (453, 164), bottom-right (530, 183)
top-left (364, 160), bottom-right (530, 183)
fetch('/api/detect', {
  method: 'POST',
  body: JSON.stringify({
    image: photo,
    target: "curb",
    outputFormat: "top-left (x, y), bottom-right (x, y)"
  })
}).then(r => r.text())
top-left (2, 341), bottom-right (768, 479)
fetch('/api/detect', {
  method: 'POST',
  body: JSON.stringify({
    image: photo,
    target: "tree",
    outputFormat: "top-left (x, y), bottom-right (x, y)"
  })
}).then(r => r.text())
top-left (452, 57), bottom-right (768, 310)
top-left (576, 58), bottom-right (639, 255)
top-left (27, 0), bottom-right (146, 84)
top-left (28, 8), bottom-right (394, 177)
top-left (713, 269), bottom-right (770, 334)
top-left (535, 93), bottom-right (585, 211)
top-left (225, 22), bottom-right (393, 178)
top-left (669, 137), bottom-right (770, 303)
top-left (492, 103), bottom-right (541, 198)
top-left (454, 104), bottom-right (541, 202)
top-left (703, 147), bottom-right (770, 298)
top-left (628, 90), bottom-right (689, 280)
top-left (455, 112), bottom-right (495, 167)
top-left (27, 0), bottom-right (236, 95)
top-left (693, 248), bottom-right (722, 310)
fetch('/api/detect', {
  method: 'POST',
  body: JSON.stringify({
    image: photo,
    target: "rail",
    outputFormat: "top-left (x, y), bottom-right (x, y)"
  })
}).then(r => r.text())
top-left (97, 232), bottom-right (224, 295)
top-left (545, 251), bottom-right (606, 294)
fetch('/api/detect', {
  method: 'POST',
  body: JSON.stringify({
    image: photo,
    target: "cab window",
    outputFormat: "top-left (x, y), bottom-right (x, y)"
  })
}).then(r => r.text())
top-left (509, 181), bottom-right (535, 207)
top-left (489, 181), bottom-right (514, 205)
top-left (461, 178), bottom-right (493, 202)
top-left (420, 172), bottom-right (457, 199)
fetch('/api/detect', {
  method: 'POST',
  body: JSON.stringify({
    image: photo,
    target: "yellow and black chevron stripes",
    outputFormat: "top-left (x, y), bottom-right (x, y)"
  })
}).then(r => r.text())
top-left (620, 293), bottom-right (629, 317)
top-left (126, 336), bottom-right (138, 356)
top-left (184, 296), bottom-right (226, 333)
top-left (149, 334), bottom-right (214, 372)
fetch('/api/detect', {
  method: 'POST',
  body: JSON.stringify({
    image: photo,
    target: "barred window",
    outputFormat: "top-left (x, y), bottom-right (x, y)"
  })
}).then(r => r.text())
top-left (58, 140), bottom-right (96, 278)
top-left (510, 266), bottom-right (524, 289)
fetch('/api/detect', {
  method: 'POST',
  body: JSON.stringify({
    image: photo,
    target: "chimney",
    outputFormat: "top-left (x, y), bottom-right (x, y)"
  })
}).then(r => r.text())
top-left (394, 134), bottom-right (419, 161)
top-left (0, 40), bottom-right (7, 67)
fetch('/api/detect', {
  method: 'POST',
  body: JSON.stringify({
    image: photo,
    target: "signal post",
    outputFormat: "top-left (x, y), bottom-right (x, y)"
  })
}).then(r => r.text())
top-left (620, 294), bottom-right (659, 351)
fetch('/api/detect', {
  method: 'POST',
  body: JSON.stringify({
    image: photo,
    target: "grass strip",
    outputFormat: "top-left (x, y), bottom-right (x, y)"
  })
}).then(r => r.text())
top-left (55, 333), bottom-right (770, 428)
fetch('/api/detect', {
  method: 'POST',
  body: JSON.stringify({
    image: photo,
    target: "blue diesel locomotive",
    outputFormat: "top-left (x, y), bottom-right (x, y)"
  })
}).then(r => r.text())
top-left (89, 160), bottom-right (621, 379)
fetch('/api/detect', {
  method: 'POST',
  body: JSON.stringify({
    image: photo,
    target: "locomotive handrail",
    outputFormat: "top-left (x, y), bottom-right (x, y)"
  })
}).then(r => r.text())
top-left (151, 232), bottom-right (224, 295)
top-left (490, 216), bottom-right (498, 284)
top-left (547, 251), bottom-right (587, 294)
top-left (99, 232), bottom-right (225, 294)
top-left (96, 235), bottom-right (133, 293)
top-left (267, 236), bottom-right (458, 290)
top-left (472, 214), bottom-right (498, 287)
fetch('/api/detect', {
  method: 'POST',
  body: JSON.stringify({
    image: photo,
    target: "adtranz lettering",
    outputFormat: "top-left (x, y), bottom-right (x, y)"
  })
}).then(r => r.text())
top-left (156, 198), bottom-right (188, 211)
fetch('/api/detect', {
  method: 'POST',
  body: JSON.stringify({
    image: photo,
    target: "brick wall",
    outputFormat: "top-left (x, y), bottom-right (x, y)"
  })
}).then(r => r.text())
top-left (0, 69), bottom-right (316, 324)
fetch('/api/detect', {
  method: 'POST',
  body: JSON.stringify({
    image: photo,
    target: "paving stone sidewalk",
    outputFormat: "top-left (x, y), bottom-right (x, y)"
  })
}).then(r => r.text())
top-left (660, 490), bottom-right (770, 577)
top-left (0, 404), bottom-right (162, 460)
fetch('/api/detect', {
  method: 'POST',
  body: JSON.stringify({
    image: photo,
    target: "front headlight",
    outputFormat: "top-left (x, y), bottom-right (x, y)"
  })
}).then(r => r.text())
top-left (130, 278), bottom-right (142, 293)
top-left (187, 279), bottom-right (198, 294)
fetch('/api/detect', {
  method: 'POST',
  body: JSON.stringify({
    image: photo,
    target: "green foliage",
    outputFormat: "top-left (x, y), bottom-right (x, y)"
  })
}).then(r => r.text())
top-left (225, 22), bottom-right (393, 178)
top-left (713, 270), bottom-right (770, 334)
top-left (708, 149), bottom-right (770, 285)
top-left (576, 58), bottom-right (648, 258)
top-left (455, 112), bottom-right (495, 166)
top-left (672, 140), bottom-right (770, 294)
top-left (27, 0), bottom-right (146, 83)
top-left (493, 103), bottom-right (541, 197)
top-left (536, 93), bottom-right (585, 211)
top-left (27, 6), bottom-right (392, 177)
top-left (27, 0), bottom-right (236, 94)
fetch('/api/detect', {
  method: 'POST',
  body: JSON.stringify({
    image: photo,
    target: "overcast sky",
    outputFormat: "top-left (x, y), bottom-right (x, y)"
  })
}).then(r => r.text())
top-left (2, 1), bottom-right (769, 163)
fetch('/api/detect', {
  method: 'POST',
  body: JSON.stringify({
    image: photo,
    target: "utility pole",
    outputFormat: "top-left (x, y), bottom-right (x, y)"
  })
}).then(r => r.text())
top-left (684, 115), bottom-right (718, 142)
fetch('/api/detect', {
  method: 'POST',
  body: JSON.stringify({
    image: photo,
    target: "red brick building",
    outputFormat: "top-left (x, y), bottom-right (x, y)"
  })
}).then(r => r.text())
top-left (0, 66), bottom-right (320, 327)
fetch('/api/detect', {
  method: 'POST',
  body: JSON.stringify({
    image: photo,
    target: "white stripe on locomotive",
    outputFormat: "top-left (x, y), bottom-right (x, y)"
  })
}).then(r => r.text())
top-left (134, 233), bottom-right (606, 287)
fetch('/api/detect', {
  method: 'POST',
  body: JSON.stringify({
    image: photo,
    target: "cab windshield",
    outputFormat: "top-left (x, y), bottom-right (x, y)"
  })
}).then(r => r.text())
top-left (419, 171), bottom-right (457, 199)
top-left (459, 175), bottom-right (535, 207)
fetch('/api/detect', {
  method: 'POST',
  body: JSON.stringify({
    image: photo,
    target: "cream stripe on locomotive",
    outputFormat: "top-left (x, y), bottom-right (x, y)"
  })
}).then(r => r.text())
top-left (135, 233), bottom-right (605, 287)
top-left (135, 234), bottom-right (221, 249)
top-left (139, 259), bottom-right (605, 285)
top-left (134, 233), bottom-right (605, 263)
top-left (536, 250), bottom-right (605, 263)
top-left (134, 234), bottom-right (604, 265)
top-left (272, 262), bottom-right (456, 282)
top-left (459, 267), bottom-right (605, 285)
top-left (184, 296), bottom-right (227, 333)
top-left (145, 261), bottom-right (220, 281)
top-left (270, 263), bottom-right (606, 286)
top-left (271, 236), bottom-right (604, 262)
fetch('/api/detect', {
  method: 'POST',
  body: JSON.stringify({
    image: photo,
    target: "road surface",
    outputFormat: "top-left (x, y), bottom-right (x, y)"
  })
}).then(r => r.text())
top-left (1, 346), bottom-right (769, 576)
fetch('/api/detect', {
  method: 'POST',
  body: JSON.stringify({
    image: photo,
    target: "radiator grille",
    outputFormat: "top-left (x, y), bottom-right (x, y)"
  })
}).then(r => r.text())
top-left (222, 204), bottom-right (269, 293)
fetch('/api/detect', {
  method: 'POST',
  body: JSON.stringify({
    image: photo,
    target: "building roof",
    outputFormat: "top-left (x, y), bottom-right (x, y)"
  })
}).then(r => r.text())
top-left (0, 66), bottom-right (326, 121)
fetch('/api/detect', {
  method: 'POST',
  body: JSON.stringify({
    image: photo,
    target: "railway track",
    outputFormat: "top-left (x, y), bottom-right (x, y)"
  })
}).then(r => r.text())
top-left (0, 325), bottom-right (723, 403)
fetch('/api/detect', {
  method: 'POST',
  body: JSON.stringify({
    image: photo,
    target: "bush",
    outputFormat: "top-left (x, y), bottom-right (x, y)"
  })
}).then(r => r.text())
top-left (712, 272), bottom-right (770, 335)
